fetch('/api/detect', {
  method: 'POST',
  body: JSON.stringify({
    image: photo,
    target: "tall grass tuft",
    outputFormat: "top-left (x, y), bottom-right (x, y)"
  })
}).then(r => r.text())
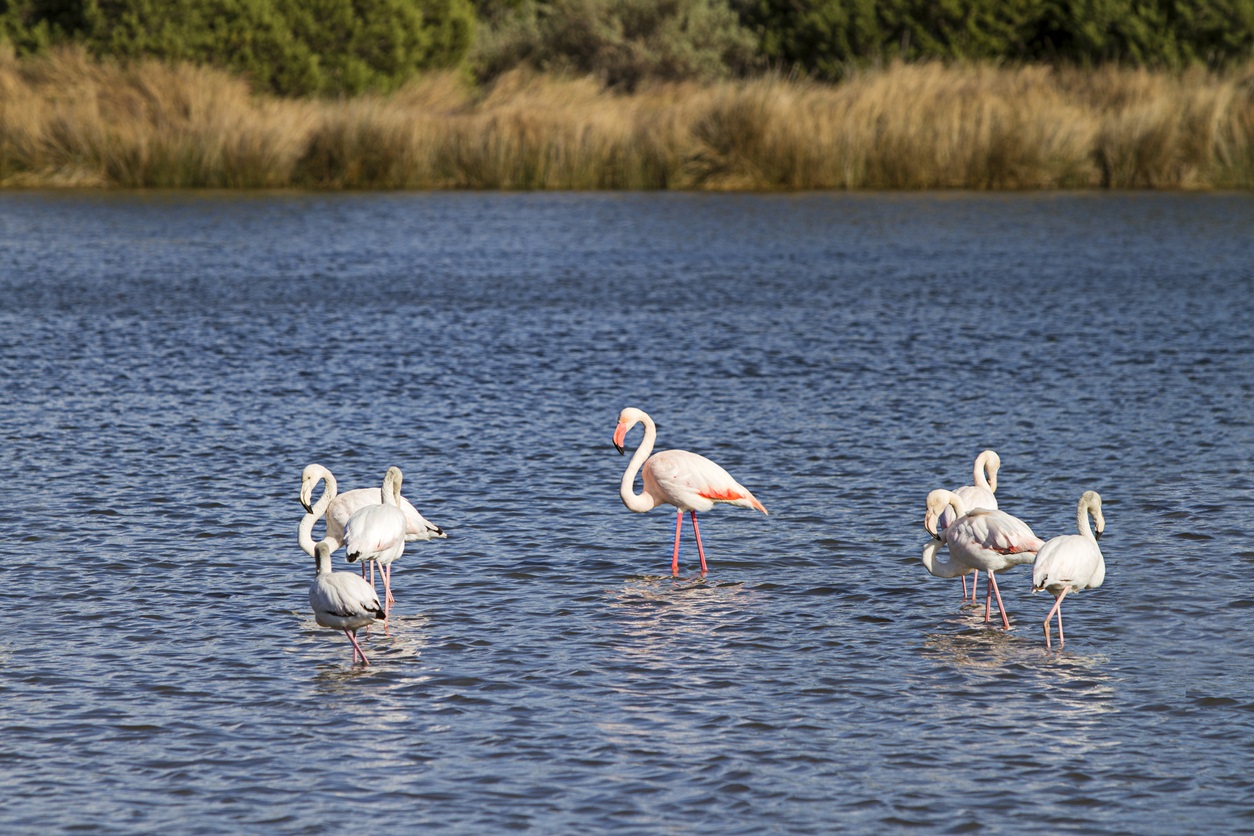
top-left (2, 47), bottom-right (1253, 190)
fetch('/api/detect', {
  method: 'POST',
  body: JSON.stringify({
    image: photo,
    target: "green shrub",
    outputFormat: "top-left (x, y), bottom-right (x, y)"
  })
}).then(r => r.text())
top-left (0, 0), bottom-right (475, 95)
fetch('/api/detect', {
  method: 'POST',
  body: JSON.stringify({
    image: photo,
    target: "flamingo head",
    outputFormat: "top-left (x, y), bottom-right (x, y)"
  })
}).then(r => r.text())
top-left (924, 489), bottom-right (959, 538)
top-left (614, 407), bottom-right (647, 454)
top-left (299, 463), bottom-right (326, 512)
top-left (1082, 490), bottom-right (1105, 540)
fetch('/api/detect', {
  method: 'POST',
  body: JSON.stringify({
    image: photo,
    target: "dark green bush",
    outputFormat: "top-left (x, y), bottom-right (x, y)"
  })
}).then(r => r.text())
top-left (0, 0), bottom-right (475, 95)
top-left (735, 0), bottom-right (1254, 80)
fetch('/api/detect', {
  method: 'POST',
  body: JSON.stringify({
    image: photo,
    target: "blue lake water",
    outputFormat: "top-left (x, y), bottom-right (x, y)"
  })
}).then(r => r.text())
top-left (1, 190), bottom-right (1252, 833)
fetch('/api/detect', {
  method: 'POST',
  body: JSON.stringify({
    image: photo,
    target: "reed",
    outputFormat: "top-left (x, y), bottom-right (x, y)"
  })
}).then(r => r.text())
top-left (2, 46), bottom-right (1253, 190)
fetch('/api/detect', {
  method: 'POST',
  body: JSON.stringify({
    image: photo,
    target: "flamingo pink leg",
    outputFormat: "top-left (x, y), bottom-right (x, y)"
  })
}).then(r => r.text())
top-left (971, 570), bottom-right (980, 602)
top-left (1043, 587), bottom-right (1070, 650)
top-left (344, 629), bottom-right (371, 665)
top-left (985, 571), bottom-right (1011, 630)
top-left (961, 574), bottom-right (969, 598)
top-left (671, 510), bottom-right (684, 576)
top-left (689, 511), bottom-right (708, 575)
top-left (380, 565), bottom-right (394, 635)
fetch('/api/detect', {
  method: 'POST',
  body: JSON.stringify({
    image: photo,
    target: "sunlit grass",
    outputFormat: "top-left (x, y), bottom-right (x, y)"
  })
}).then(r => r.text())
top-left (2, 46), bottom-right (1252, 190)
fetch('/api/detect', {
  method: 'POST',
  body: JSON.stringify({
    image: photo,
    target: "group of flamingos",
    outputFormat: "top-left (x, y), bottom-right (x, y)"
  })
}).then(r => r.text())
top-left (299, 406), bottom-right (1106, 664)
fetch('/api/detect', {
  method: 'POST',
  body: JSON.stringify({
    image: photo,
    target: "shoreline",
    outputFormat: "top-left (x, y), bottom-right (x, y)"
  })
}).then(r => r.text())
top-left (3, 51), bottom-right (1252, 191)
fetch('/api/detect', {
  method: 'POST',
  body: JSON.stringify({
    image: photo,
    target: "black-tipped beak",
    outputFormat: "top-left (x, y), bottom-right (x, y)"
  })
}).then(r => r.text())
top-left (1095, 529), bottom-right (1104, 541)
top-left (614, 442), bottom-right (625, 455)
top-left (299, 499), bottom-right (313, 513)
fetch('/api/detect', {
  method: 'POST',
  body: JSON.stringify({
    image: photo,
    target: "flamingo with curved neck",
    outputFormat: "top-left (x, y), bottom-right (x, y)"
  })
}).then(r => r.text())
top-left (922, 488), bottom-right (1043, 630)
top-left (344, 467), bottom-right (409, 625)
top-left (614, 407), bottom-right (767, 577)
top-left (1032, 491), bottom-right (1106, 651)
top-left (937, 449), bottom-right (1003, 602)
top-left (309, 541), bottom-right (384, 665)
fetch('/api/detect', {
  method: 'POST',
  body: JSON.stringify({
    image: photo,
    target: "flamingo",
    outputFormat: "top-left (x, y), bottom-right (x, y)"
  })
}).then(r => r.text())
top-left (922, 488), bottom-right (1044, 630)
top-left (936, 450), bottom-right (1002, 602)
top-left (344, 467), bottom-right (408, 624)
top-left (298, 463), bottom-right (446, 559)
top-left (309, 541), bottom-right (385, 665)
top-left (613, 407), bottom-right (767, 577)
top-left (1033, 491), bottom-right (1106, 651)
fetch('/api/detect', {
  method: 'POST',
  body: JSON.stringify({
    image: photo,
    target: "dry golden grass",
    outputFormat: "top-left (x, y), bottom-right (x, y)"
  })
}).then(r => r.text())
top-left (2, 46), bottom-right (1252, 190)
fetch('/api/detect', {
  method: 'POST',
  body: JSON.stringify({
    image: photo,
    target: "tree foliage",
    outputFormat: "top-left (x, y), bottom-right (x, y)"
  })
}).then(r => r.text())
top-left (0, 0), bottom-right (475, 95)
top-left (735, 0), bottom-right (1254, 80)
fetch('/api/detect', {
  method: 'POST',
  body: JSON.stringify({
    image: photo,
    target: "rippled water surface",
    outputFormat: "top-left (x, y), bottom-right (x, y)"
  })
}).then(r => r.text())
top-left (2, 191), bottom-right (1252, 833)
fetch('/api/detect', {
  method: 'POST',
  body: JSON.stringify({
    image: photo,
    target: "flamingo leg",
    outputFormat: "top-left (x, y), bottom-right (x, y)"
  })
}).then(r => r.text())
top-left (961, 574), bottom-right (969, 598)
top-left (971, 571), bottom-right (980, 603)
top-left (987, 571), bottom-right (1011, 630)
top-left (344, 629), bottom-right (371, 665)
top-left (1043, 587), bottom-right (1070, 650)
top-left (671, 509), bottom-right (683, 576)
top-left (689, 511), bottom-right (708, 575)
top-left (381, 565), bottom-right (394, 635)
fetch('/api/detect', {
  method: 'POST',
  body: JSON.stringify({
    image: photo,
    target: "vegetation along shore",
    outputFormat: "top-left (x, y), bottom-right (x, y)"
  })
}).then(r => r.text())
top-left (1, 0), bottom-right (1252, 190)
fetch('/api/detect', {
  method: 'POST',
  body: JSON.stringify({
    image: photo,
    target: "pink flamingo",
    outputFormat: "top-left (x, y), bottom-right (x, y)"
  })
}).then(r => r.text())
top-left (1033, 491), bottom-right (1106, 651)
top-left (613, 407), bottom-right (767, 576)
top-left (936, 450), bottom-right (1002, 602)
top-left (922, 489), bottom-right (1044, 630)
top-left (309, 541), bottom-right (385, 665)
top-left (344, 467), bottom-right (408, 625)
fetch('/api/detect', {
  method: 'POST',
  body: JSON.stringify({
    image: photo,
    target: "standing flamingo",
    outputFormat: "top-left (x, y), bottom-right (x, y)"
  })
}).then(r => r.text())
top-left (309, 541), bottom-right (385, 665)
top-left (1033, 491), bottom-right (1106, 651)
top-left (299, 463), bottom-right (446, 559)
top-left (344, 467), bottom-right (408, 624)
top-left (936, 450), bottom-right (1002, 602)
top-left (613, 407), bottom-right (767, 577)
top-left (922, 489), bottom-right (1044, 630)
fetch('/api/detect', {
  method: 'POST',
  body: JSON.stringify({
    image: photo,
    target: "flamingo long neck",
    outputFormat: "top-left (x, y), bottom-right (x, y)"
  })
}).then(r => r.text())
top-left (620, 415), bottom-right (659, 513)
top-left (382, 470), bottom-right (402, 507)
top-left (314, 544), bottom-right (333, 576)
top-left (1078, 501), bottom-right (1097, 541)
top-left (920, 540), bottom-right (969, 579)
top-left (974, 451), bottom-right (998, 493)
top-left (298, 490), bottom-right (334, 556)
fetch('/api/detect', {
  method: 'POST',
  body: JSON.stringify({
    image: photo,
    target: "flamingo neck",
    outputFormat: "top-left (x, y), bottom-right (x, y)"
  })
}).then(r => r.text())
top-left (974, 451), bottom-right (999, 493)
top-left (314, 544), bottom-right (333, 576)
top-left (298, 489), bottom-right (334, 556)
top-left (382, 469), bottom-right (402, 507)
top-left (921, 541), bottom-right (969, 579)
top-left (1078, 501), bottom-right (1098, 541)
top-left (619, 415), bottom-right (659, 513)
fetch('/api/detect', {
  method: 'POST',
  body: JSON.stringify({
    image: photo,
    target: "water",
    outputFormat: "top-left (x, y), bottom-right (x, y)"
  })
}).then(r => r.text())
top-left (1, 191), bottom-right (1252, 833)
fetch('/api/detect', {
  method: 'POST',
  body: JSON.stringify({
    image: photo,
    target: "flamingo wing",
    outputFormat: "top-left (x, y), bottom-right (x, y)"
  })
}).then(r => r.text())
top-left (644, 449), bottom-right (766, 514)
top-left (1033, 535), bottom-right (1103, 593)
top-left (957, 509), bottom-right (1043, 556)
top-left (344, 504), bottom-right (406, 558)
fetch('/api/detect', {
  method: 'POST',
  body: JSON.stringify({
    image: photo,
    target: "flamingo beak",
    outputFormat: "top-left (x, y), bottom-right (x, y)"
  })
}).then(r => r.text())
top-left (1094, 528), bottom-right (1103, 541)
top-left (613, 422), bottom-right (627, 455)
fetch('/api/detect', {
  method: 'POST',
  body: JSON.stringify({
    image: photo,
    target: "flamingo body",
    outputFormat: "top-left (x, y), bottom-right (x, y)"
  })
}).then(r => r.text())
top-left (309, 542), bottom-right (384, 665)
top-left (922, 489), bottom-right (1043, 629)
top-left (1033, 490), bottom-right (1106, 650)
top-left (344, 467), bottom-right (409, 622)
top-left (614, 407), bottom-right (766, 576)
